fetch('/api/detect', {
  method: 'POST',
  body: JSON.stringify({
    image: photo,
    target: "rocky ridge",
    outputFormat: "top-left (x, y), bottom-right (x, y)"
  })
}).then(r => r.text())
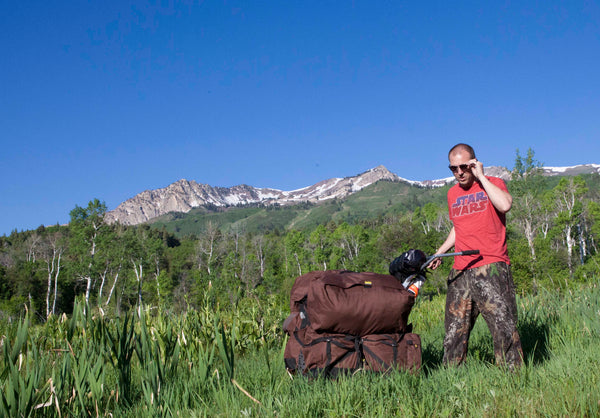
top-left (104, 164), bottom-right (600, 226)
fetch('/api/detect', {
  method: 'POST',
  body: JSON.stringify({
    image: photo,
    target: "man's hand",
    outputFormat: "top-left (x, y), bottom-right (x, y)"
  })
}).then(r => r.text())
top-left (473, 161), bottom-right (513, 213)
top-left (469, 159), bottom-right (485, 180)
top-left (428, 257), bottom-right (442, 270)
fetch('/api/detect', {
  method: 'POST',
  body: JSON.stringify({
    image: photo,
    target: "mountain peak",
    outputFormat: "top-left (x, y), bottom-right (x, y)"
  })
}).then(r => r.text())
top-left (370, 164), bottom-right (390, 172)
top-left (104, 165), bottom-right (403, 225)
top-left (104, 163), bottom-right (600, 226)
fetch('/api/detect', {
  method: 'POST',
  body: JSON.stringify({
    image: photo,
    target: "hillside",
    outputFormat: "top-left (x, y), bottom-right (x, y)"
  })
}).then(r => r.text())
top-left (149, 179), bottom-right (450, 236)
top-left (148, 172), bottom-right (600, 237)
top-left (106, 164), bottom-right (600, 232)
top-left (105, 165), bottom-right (410, 226)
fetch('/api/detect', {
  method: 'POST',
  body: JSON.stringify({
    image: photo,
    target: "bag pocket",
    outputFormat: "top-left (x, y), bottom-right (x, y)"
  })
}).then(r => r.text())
top-left (361, 332), bottom-right (421, 373)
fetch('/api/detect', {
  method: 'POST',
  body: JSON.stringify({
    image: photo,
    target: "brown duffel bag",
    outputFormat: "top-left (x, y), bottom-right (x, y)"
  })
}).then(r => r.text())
top-left (284, 269), bottom-right (419, 377)
top-left (284, 321), bottom-right (362, 377)
top-left (361, 332), bottom-right (422, 373)
top-left (300, 270), bottom-right (415, 336)
top-left (288, 270), bottom-right (326, 314)
top-left (283, 312), bottom-right (308, 373)
top-left (283, 305), bottom-right (421, 377)
top-left (283, 327), bottom-right (422, 376)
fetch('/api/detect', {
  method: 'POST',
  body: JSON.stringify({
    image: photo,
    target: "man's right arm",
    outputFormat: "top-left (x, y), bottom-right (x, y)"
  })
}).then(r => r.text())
top-left (429, 227), bottom-right (455, 269)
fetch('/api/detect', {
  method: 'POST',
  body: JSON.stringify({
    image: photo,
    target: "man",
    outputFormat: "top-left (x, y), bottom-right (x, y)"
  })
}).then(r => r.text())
top-left (429, 143), bottom-right (523, 368)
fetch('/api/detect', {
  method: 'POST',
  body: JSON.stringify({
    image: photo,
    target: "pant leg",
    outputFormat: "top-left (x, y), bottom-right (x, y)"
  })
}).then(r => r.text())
top-left (443, 269), bottom-right (479, 366)
top-left (471, 262), bottom-right (523, 368)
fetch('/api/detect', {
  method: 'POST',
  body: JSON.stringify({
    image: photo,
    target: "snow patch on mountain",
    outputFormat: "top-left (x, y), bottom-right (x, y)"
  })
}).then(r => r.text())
top-left (104, 163), bottom-right (599, 226)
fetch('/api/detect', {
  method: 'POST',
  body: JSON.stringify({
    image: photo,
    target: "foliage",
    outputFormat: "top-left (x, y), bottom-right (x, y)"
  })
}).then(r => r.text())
top-left (1, 281), bottom-right (599, 416)
top-left (1, 166), bottom-right (600, 320)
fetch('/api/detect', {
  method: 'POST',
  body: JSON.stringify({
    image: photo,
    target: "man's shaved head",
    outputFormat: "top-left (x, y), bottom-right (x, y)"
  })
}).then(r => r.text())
top-left (448, 143), bottom-right (476, 160)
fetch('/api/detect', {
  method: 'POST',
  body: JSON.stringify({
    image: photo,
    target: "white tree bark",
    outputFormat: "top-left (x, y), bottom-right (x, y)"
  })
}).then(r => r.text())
top-left (45, 254), bottom-right (54, 318)
top-left (105, 266), bottom-right (121, 306)
top-left (197, 221), bottom-right (219, 275)
top-left (84, 225), bottom-right (98, 309)
top-left (132, 259), bottom-right (143, 316)
top-left (51, 251), bottom-right (61, 315)
top-left (26, 234), bottom-right (41, 262)
top-left (98, 264), bottom-right (109, 307)
top-left (154, 256), bottom-right (161, 301)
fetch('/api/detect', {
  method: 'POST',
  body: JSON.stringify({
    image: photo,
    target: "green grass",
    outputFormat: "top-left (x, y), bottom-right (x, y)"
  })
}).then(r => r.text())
top-left (1, 283), bottom-right (599, 416)
top-left (184, 285), bottom-right (600, 417)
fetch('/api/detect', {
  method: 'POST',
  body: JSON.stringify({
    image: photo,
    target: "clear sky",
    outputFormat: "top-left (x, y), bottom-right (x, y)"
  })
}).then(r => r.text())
top-left (2, 1), bottom-right (599, 236)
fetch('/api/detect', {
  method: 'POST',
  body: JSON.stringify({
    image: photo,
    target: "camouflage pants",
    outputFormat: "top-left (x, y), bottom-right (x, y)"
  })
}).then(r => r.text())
top-left (443, 262), bottom-right (523, 368)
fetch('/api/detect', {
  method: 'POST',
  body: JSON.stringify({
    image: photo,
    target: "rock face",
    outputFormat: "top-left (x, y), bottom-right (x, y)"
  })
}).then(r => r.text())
top-left (105, 165), bottom-right (403, 225)
top-left (104, 163), bottom-right (600, 226)
top-left (543, 164), bottom-right (600, 177)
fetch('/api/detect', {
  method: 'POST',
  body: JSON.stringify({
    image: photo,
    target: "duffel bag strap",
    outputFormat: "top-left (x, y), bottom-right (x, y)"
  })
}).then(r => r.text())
top-left (361, 333), bottom-right (406, 368)
top-left (323, 335), bottom-right (361, 374)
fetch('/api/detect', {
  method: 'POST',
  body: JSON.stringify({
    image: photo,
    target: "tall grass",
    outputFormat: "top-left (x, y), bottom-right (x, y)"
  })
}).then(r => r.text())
top-left (0, 284), bottom-right (599, 416)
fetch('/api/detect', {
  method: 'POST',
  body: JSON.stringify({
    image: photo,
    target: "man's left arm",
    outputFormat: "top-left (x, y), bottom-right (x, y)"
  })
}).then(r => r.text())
top-left (470, 160), bottom-right (513, 213)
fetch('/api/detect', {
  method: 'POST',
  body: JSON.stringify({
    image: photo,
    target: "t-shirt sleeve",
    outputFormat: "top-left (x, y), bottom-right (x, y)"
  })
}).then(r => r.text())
top-left (489, 176), bottom-right (508, 192)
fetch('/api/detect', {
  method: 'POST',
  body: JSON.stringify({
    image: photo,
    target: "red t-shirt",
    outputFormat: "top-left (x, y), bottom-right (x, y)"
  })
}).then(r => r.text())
top-left (447, 176), bottom-right (510, 270)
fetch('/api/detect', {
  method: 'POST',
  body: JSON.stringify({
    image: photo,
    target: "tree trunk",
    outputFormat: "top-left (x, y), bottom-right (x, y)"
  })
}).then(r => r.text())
top-left (83, 227), bottom-right (98, 311)
top-left (578, 223), bottom-right (586, 265)
top-left (154, 257), bottom-right (161, 302)
top-left (254, 236), bottom-right (265, 279)
top-left (51, 256), bottom-right (60, 315)
top-left (98, 265), bottom-right (109, 307)
top-left (105, 265), bottom-right (121, 307)
top-left (523, 218), bottom-right (536, 261)
top-left (565, 224), bottom-right (574, 276)
top-left (84, 275), bottom-right (92, 307)
top-left (45, 254), bottom-right (55, 319)
top-left (294, 252), bottom-right (302, 276)
top-left (132, 259), bottom-right (143, 316)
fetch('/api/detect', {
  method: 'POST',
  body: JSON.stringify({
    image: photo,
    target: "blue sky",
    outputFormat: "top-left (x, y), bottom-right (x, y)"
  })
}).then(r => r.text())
top-left (2, 1), bottom-right (599, 236)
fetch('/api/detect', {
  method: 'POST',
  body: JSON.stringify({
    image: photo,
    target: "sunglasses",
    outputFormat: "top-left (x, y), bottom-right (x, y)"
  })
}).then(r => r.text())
top-left (448, 164), bottom-right (471, 173)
